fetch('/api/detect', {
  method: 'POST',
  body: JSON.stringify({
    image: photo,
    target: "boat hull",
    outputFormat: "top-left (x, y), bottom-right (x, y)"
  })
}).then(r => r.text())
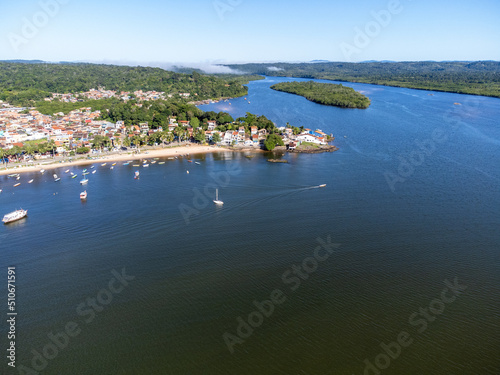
top-left (3, 210), bottom-right (28, 224)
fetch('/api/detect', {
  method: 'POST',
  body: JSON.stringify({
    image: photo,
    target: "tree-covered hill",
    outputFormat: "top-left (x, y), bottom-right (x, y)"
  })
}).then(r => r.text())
top-left (224, 61), bottom-right (500, 98)
top-left (0, 62), bottom-right (251, 106)
top-left (271, 81), bottom-right (370, 108)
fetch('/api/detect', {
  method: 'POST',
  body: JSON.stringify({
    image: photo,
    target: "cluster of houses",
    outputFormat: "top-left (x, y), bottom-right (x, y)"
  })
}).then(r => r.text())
top-left (0, 99), bottom-right (330, 155)
top-left (45, 88), bottom-right (190, 103)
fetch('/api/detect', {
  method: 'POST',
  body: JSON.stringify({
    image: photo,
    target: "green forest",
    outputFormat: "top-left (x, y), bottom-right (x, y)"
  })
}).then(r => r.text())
top-left (0, 62), bottom-right (256, 106)
top-left (271, 81), bottom-right (370, 108)
top-left (224, 61), bottom-right (500, 98)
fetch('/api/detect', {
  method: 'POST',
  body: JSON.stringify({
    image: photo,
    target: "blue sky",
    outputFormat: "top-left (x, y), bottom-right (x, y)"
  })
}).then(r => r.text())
top-left (0, 0), bottom-right (499, 67)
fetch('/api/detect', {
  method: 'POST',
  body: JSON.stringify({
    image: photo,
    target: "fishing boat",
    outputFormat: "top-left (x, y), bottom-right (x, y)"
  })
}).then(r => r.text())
top-left (13, 183), bottom-right (21, 187)
top-left (80, 191), bottom-right (87, 200)
top-left (3, 209), bottom-right (28, 224)
top-left (213, 189), bottom-right (224, 205)
top-left (80, 178), bottom-right (88, 185)
top-left (134, 171), bottom-right (140, 179)
top-left (28, 179), bottom-right (34, 184)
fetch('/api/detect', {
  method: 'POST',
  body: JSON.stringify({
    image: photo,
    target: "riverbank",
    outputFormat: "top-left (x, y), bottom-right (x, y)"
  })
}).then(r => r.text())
top-left (0, 145), bottom-right (236, 176)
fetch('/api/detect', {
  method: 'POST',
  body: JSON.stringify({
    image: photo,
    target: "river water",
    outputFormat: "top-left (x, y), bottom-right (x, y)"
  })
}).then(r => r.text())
top-left (1, 77), bottom-right (499, 374)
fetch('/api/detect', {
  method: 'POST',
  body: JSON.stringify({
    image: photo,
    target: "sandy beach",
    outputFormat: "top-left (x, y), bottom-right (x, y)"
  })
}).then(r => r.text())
top-left (0, 145), bottom-right (250, 176)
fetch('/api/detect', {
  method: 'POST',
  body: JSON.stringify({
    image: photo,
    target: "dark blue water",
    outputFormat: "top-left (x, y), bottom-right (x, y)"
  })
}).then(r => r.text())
top-left (1, 78), bottom-right (499, 375)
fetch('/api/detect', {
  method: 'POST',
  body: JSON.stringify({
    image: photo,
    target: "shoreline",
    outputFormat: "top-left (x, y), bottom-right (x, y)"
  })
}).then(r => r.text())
top-left (0, 145), bottom-right (255, 176)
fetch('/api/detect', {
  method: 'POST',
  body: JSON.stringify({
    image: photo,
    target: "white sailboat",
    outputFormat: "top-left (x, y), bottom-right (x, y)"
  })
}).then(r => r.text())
top-left (213, 189), bottom-right (223, 205)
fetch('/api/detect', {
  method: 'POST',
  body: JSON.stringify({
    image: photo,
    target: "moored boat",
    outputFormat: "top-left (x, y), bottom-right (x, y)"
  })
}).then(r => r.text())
top-left (3, 209), bottom-right (28, 224)
top-left (80, 178), bottom-right (88, 185)
top-left (134, 171), bottom-right (140, 179)
top-left (213, 189), bottom-right (224, 205)
top-left (80, 191), bottom-right (87, 200)
top-left (28, 179), bottom-right (34, 183)
top-left (13, 183), bottom-right (21, 187)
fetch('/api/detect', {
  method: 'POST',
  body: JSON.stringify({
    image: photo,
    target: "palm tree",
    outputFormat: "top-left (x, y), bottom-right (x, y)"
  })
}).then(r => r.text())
top-left (165, 132), bottom-right (174, 145)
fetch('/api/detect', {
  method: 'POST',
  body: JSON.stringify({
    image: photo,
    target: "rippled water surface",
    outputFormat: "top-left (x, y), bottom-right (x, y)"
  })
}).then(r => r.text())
top-left (1, 77), bottom-right (499, 374)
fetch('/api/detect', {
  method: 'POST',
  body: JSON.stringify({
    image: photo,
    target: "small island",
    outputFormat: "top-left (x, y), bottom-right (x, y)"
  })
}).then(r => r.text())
top-left (270, 81), bottom-right (371, 109)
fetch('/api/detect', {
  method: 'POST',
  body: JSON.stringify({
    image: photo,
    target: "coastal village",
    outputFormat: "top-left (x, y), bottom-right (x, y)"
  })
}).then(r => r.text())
top-left (0, 88), bottom-right (331, 161)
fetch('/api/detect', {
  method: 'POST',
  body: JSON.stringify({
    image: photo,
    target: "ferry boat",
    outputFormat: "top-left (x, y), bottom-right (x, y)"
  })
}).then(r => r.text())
top-left (3, 209), bottom-right (28, 224)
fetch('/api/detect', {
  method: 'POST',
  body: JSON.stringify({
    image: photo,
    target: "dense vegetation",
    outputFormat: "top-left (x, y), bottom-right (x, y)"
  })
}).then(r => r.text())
top-left (271, 81), bottom-right (370, 108)
top-left (224, 61), bottom-right (500, 98)
top-left (0, 62), bottom-right (252, 106)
